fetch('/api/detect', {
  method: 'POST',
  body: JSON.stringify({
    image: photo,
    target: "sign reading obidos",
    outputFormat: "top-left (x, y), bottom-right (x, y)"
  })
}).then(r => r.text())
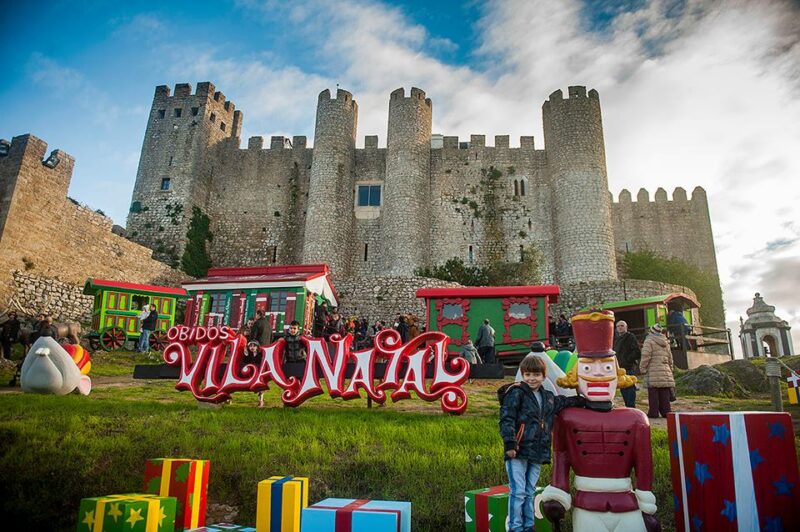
top-left (163, 327), bottom-right (470, 414)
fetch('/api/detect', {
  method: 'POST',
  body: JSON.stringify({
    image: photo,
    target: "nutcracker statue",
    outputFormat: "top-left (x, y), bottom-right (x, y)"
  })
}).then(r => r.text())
top-left (539, 310), bottom-right (660, 531)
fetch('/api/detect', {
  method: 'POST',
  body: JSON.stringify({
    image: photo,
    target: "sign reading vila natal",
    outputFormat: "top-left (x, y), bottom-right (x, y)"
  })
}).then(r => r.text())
top-left (163, 327), bottom-right (470, 414)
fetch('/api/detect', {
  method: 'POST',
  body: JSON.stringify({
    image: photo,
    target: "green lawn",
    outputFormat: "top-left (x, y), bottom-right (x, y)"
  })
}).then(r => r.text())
top-left (1, 351), bottom-right (797, 531)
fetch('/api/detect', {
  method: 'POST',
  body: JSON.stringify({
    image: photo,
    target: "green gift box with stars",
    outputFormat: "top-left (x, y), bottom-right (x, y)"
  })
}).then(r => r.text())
top-left (77, 493), bottom-right (177, 532)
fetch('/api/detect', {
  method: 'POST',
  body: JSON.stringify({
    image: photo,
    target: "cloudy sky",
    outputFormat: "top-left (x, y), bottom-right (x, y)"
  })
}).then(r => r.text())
top-left (3, 0), bottom-right (799, 355)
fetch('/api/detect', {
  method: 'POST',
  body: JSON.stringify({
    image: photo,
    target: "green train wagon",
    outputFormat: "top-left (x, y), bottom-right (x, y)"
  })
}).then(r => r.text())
top-left (83, 278), bottom-right (188, 351)
top-left (416, 285), bottom-right (560, 362)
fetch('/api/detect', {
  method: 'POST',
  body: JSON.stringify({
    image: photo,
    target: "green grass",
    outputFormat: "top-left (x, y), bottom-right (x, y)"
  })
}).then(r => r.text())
top-left (1, 352), bottom-right (798, 531)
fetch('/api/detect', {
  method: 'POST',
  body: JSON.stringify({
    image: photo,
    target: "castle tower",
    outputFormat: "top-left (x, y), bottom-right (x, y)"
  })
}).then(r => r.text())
top-left (127, 82), bottom-right (243, 265)
top-left (302, 89), bottom-right (358, 278)
top-left (380, 87), bottom-right (432, 275)
top-left (543, 86), bottom-right (617, 283)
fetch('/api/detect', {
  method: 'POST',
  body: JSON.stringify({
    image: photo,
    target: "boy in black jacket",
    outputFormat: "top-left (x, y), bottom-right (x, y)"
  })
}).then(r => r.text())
top-left (499, 354), bottom-right (585, 532)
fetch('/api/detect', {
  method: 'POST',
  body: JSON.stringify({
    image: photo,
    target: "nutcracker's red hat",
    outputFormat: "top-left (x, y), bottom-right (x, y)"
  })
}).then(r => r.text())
top-left (571, 309), bottom-right (615, 358)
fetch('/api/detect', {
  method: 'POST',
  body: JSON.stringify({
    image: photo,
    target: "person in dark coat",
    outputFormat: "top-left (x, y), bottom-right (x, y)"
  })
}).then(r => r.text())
top-left (312, 300), bottom-right (328, 338)
top-left (138, 307), bottom-right (159, 352)
top-left (240, 341), bottom-right (265, 407)
top-left (499, 354), bottom-right (585, 532)
top-left (284, 321), bottom-right (306, 363)
top-left (475, 319), bottom-right (496, 364)
top-left (36, 316), bottom-right (58, 339)
top-left (249, 310), bottom-right (273, 346)
top-left (324, 309), bottom-right (345, 340)
top-left (1, 312), bottom-right (21, 359)
top-left (395, 315), bottom-right (410, 343)
top-left (668, 308), bottom-right (691, 350)
top-left (613, 320), bottom-right (641, 408)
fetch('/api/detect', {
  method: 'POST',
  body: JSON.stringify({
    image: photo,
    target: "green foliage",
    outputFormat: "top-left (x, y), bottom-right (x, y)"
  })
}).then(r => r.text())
top-left (620, 249), bottom-right (725, 326)
top-left (507, 166), bottom-right (516, 175)
top-left (415, 246), bottom-right (542, 287)
top-left (274, 211), bottom-right (281, 217)
top-left (129, 201), bottom-right (142, 213)
top-left (165, 202), bottom-right (184, 225)
top-left (95, 209), bottom-right (106, 216)
top-left (181, 206), bottom-right (213, 277)
top-left (21, 257), bottom-right (35, 271)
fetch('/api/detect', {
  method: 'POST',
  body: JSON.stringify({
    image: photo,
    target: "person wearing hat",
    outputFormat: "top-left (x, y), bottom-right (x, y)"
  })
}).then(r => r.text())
top-left (241, 340), bottom-right (265, 407)
top-left (539, 310), bottom-right (659, 532)
top-left (639, 323), bottom-right (675, 418)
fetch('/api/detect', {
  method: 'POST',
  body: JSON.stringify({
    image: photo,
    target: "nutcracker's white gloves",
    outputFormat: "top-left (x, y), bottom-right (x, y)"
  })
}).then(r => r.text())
top-left (538, 485), bottom-right (572, 512)
top-left (634, 489), bottom-right (657, 515)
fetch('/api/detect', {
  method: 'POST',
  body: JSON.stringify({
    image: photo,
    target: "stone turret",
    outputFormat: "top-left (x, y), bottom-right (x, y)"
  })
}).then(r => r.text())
top-left (543, 86), bottom-right (617, 283)
top-left (302, 89), bottom-right (358, 278)
top-left (381, 87), bottom-right (433, 275)
top-left (127, 82), bottom-right (242, 264)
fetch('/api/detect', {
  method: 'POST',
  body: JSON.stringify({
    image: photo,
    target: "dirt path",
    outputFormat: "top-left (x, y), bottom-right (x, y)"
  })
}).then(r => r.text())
top-left (0, 373), bottom-right (139, 394)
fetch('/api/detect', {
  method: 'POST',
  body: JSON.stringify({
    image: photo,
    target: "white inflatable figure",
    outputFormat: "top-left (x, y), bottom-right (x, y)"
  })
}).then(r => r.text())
top-left (21, 337), bottom-right (91, 395)
top-left (515, 351), bottom-right (576, 397)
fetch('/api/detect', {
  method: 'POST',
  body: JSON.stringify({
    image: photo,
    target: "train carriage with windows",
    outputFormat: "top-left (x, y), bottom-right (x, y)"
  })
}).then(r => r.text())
top-left (181, 264), bottom-right (338, 336)
top-left (83, 278), bottom-right (188, 351)
top-left (416, 285), bottom-right (560, 363)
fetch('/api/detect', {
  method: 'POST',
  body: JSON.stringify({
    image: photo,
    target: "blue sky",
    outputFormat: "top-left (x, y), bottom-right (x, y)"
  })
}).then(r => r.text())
top-left (3, 0), bottom-right (800, 353)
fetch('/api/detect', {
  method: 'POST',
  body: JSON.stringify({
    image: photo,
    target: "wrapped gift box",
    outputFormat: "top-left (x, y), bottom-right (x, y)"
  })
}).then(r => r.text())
top-left (300, 498), bottom-right (410, 532)
top-left (144, 458), bottom-right (210, 531)
top-left (256, 476), bottom-right (309, 532)
top-left (464, 485), bottom-right (550, 532)
top-left (187, 525), bottom-right (256, 532)
top-left (77, 493), bottom-right (177, 532)
top-left (668, 412), bottom-right (800, 531)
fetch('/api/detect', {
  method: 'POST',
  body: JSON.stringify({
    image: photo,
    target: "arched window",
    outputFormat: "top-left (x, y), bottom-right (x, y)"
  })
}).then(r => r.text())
top-left (519, 245), bottom-right (525, 262)
top-left (520, 180), bottom-right (526, 196)
top-left (514, 180), bottom-right (519, 196)
top-left (468, 245), bottom-right (474, 263)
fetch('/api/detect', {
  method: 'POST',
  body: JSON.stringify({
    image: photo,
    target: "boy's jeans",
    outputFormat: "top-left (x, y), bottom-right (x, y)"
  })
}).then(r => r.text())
top-left (505, 458), bottom-right (541, 532)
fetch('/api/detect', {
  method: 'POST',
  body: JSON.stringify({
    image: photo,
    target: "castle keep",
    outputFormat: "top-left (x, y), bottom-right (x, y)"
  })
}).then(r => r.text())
top-left (127, 82), bottom-right (719, 320)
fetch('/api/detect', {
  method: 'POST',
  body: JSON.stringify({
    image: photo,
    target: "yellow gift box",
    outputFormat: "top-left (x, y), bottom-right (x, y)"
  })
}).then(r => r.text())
top-left (256, 476), bottom-right (309, 532)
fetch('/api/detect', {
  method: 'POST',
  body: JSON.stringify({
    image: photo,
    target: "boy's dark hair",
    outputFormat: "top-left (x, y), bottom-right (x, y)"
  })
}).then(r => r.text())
top-left (290, 320), bottom-right (299, 326)
top-left (519, 355), bottom-right (546, 376)
top-left (256, 310), bottom-right (265, 317)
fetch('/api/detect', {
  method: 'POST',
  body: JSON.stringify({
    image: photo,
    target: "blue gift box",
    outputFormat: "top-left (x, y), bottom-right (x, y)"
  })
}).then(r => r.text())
top-left (300, 498), bottom-right (411, 532)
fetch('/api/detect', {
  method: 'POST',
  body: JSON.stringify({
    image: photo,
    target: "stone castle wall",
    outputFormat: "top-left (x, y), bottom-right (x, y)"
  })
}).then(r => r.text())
top-left (0, 134), bottom-right (184, 318)
top-left (611, 187), bottom-right (718, 274)
top-left (10, 271), bottom-right (94, 322)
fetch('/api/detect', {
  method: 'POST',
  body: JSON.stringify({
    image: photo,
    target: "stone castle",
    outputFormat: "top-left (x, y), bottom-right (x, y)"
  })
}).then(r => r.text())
top-left (126, 82), bottom-right (718, 306)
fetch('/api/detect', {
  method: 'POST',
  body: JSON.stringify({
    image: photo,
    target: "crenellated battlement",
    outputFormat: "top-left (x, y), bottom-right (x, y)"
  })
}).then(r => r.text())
top-left (436, 135), bottom-right (537, 149)
top-left (152, 82), bottom-right (239, 125)
top-left (244, 135), bottom-right (309, 151)
top-left (613, 186), bottom-right (707, 204)
top-left (545, 86), bottom-right (600, 104)
top-left (389, 87), bottom-right (432, 107)
top-left (318, 88), bottom-right (357, 109)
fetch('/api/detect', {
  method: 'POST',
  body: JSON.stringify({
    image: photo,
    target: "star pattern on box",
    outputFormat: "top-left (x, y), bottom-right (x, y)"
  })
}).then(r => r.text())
top-left (671, 440), bottom-right (679, 457)
top-left (126, 507), bottom-right (144, 527)
top-left (81, 509), bottom-right (95, 528)
top-left (681, 424), bottom-right (689, 441)
top-left (175, 462), bottom-right (191, 483)
top-left (721, 499), bottom-right (736, 522)
top-left (694, 461), bottom-right (713, 485)
top-left (749, 448), bottom-right (765, 470)
top-left (768, 422), bottom-right (786, 439)
top-left (773, 474), bottom-right (795, 496)
top-left (691, 514), bottom-right (703, 531)
top-left (711, 423), bottom-right (730, 446)
top-left (108, 502), bottom-right (123, 522)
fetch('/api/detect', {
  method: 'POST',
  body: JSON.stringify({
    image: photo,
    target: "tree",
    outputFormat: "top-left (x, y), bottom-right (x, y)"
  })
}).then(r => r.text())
top-left (181, 206), bottom-right (213, 277)
top-left (415, 245), bottom-right (542, 287)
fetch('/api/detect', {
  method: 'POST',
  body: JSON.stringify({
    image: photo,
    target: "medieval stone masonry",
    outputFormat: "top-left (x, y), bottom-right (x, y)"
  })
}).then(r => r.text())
top-left (119, 82), bottom-right (720, 322)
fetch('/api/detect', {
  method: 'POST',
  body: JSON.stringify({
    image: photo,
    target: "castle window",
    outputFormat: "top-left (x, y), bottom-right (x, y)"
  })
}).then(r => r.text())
top-left (271, 245), bottom-right (278, 263)
top-left (514, 180), bottom-right (519, 196)
top-left (210, 113), bottom-right (216, 122)
top-left (364, 243), bottom-right (369, 262)
top-left (157, 109), bottom-right (166, 119)
top-left (191, 107), bottom-right (199, 116)
top-left (520, 180), bottom-right (526, 196)
top-left (520, 245), bottom-right (525, 262)
top-left (160, 177), bottom-right (171, 191)
top-left (168, 156), bottom-right (173, 167)
top-left (174, 108), bottom-right (182, 118)
top-left (357, 185), bottom-right (381, 207)
top-left (468, 245), bottom-right (474, 263)
top-left (220, 122), bottom-right (226, 131)
top-left (528, 219), bottom-right (532, 230)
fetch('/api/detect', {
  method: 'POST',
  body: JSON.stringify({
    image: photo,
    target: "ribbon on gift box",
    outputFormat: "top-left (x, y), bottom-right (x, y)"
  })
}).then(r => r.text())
top-left (147, 458), bottom-right (208, 528)
top-left (90, 493), bottom-right (166, 532)
top-left (311, 499), bottom-right (402, 532)
top-left (475, 486), bottom-right (508, 532)
top-left (257, 475), bottom-right (308, 532)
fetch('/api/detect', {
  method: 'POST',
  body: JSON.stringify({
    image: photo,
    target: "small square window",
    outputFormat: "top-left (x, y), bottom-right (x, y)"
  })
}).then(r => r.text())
top-left (357, 185), bottom-right (381, 207)
top-left (209, 113), bottom-right (216, 122)
top-left (191, 107), bottom-right (199, 116)
top-left (157, 109), bottom-right (165, 119)
top-left (160, 177), bottom-right (171, 191)
top-left (174, 108), bottom-right (182, 118)
top-left (220, 122), bottom-right (226, 131)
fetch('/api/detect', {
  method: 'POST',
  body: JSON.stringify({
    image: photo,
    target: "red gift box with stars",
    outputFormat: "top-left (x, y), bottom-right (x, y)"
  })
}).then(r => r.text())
top-left (667, 412), bottom-right (800, 531)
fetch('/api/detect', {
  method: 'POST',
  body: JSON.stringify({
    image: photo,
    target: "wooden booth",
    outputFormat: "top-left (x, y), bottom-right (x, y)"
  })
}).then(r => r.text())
top-left (181, 264), bottom-right (338, 336)
top-left (83, 278), bottom-right (187, 351)
top-left (416, 285), bottom-right (560, 362)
